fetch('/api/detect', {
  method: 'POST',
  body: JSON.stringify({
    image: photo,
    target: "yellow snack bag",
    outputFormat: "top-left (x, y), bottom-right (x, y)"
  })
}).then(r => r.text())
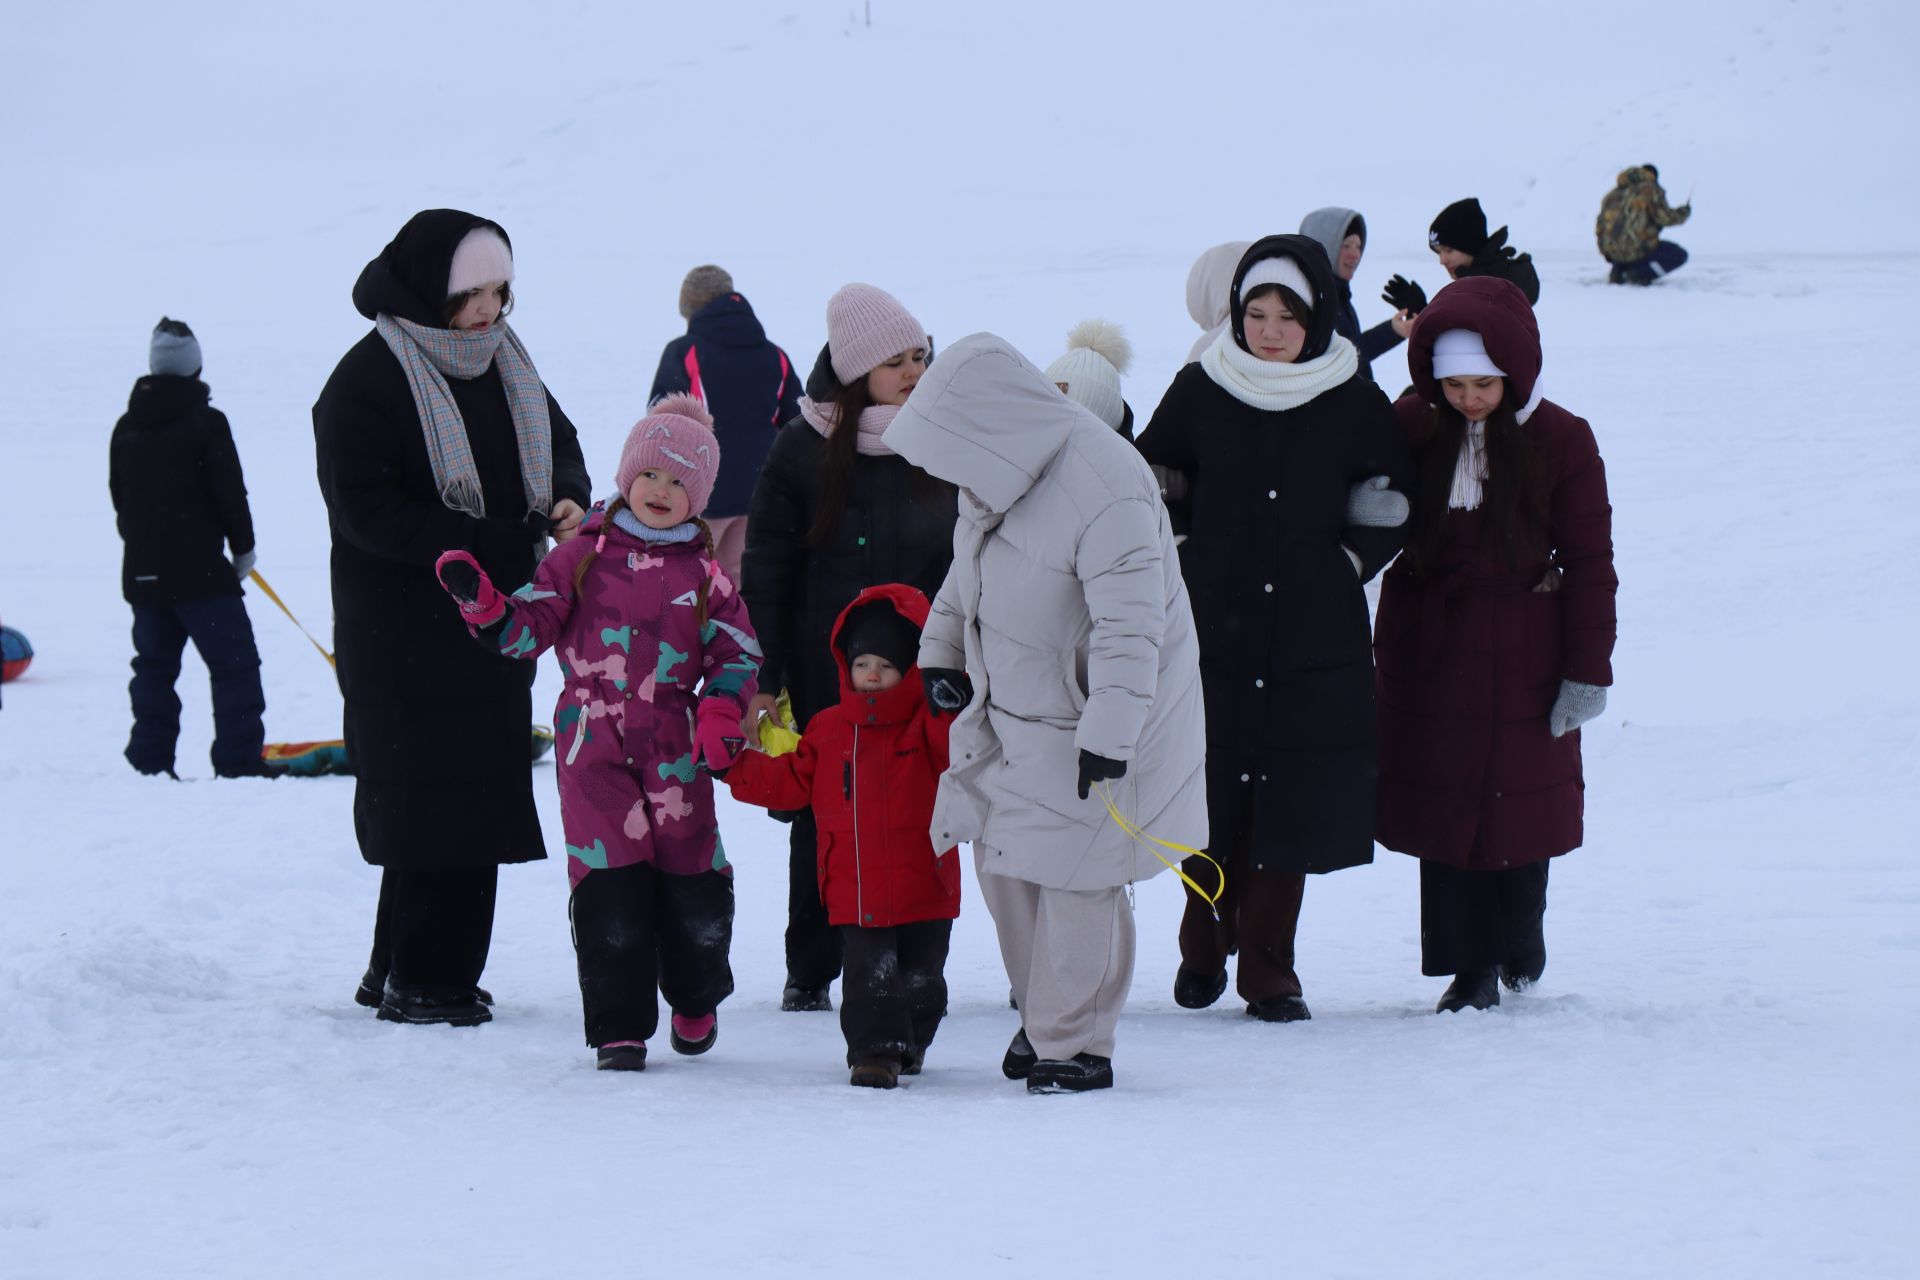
top-left (756, 689), bottom-right (802, 757)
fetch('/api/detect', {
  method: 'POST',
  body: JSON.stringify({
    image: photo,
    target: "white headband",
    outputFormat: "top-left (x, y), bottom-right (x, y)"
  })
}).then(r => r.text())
top-left (1431, 328), bottom-right (1506, 380)
top-left (1238, 256), bottom-right (1315, 310)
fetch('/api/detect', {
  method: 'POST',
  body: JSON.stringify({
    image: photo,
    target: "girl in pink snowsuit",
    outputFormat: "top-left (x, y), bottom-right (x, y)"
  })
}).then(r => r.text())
top-left (435, 395), bottom-right (760, 1071)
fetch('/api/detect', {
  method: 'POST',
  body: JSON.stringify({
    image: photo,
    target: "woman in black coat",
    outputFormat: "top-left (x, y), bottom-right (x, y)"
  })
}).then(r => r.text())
top-left (313, 209), bottom-right (590, 1026)
top-left (740, 283), bottom-right (956, 1011)
top-left (1137, 235), bottom-right (1414, 1022)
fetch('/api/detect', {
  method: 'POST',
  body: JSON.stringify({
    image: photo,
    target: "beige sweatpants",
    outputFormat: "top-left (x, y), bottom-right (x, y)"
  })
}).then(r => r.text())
top-left (974, 845), bottom-right (1137, 1061)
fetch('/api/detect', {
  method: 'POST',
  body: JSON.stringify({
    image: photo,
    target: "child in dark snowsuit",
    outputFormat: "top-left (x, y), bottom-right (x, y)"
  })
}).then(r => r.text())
top-left (109, 317), bottom-right (274, 779)
top-left (435, 394), bottom-right (761, 1071)
top-left (724, 583), bottom-right (960, 1089)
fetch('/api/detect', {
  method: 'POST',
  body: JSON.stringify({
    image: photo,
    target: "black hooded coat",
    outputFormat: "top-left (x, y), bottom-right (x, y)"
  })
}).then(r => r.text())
top-left (1136, 234), bottom-right (1414, 874)
top-left (312, 209), bottom-right (591, 868)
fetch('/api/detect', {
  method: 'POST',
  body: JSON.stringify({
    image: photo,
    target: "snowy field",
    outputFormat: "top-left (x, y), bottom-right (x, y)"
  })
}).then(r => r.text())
top-left (3, 2), bottom-right (1917, 1276)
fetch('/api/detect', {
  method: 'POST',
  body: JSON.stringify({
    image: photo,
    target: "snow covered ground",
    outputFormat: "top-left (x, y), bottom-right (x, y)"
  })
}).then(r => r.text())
top-left (3, 2), bottom-right (1917, 1276)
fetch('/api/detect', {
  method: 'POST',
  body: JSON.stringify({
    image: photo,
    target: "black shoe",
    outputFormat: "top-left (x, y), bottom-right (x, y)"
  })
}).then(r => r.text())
top-left (596, 1042), bottom-right (648, 1071)
top-left (1027, 1053), bottom-right (1113, 1094)
top-left (901, 1047), bottom-right (925, 1076)
top-left (850, 1057), bottom-right (900, 1089)
top-left (1001, 1028), bottom-right (1036, 1081)
top-left (215, 759), bottom-right (287, 779)
top-left (358, 971), bottom-right (491, 1009)
top-left (1246, 995), bottom-right (1311, 1023)
top-left (1436, 971), bottom-right (1501, 1013)
top-left (1499, 963), bottom-right (1542, 993)
top-left (376, 986), bottom-right (492, 1027)
top-left (1174, 966), bottom-right (1228, 1010)
top-left (781, 983), bottom-right (832, 1012)
top-left (132, 763), bottom-right (180, 780)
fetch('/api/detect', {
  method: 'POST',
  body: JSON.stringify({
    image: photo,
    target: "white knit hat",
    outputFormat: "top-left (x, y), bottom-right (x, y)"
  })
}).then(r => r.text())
top-left (1431, 328), bottom-right (1507, 380)
top-left (1238, 256), bottom-right (1316, 309)
top-left (446, 228), bottom-right (515, 297)
top-left (1043, 319), bottom-right (1131, 431)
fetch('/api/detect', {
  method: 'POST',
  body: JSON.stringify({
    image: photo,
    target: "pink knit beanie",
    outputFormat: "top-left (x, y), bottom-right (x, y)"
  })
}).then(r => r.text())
top-left (826, 283), bottom-right (927, 384)
top-left (614, 394), bottom-right (721, 518)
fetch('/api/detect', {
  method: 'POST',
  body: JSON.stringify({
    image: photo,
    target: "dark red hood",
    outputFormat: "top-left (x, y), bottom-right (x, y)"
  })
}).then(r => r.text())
top-left (1406, 276), bottom-right (1542, 410)
top-left (828, 583), bottom-right (931, 720)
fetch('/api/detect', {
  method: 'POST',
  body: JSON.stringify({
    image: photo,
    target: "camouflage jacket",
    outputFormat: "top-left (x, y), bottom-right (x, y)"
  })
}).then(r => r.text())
top-left (1597, 166), bottom-right (1690, 263)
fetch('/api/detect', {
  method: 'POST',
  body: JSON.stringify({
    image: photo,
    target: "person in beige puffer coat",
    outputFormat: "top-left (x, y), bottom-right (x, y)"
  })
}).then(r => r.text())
top-left (883, 332), bottom-right (1208, 1094)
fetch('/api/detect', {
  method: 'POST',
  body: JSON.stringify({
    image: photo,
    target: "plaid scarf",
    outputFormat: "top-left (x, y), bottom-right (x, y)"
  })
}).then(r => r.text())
top-left (375, 314), bottom-right (554, 519)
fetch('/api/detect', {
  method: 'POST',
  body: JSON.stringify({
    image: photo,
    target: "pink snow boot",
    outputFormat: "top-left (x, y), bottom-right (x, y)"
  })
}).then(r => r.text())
top-left (669, 1012), bottom-right (717, 1055)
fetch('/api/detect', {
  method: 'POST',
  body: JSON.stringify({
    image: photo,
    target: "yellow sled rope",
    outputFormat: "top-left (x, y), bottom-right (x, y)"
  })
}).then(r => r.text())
top-left (249, 569), bottom-right (335, 668)
top-left (1095, 780), bottom-right (1225, 921)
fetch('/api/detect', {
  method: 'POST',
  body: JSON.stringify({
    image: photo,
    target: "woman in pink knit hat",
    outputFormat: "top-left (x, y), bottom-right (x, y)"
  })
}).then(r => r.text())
top-left (740, 283), bottom-right (958, 1013)
top-left (432, 394), bottom-right (764, 1071)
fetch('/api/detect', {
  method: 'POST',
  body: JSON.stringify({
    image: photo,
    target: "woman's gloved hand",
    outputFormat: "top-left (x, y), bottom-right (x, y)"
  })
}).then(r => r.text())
top-left (1077, 750), bottom-right (1127, 800)
top-left (1548, 680), bottom-right (1607, 738)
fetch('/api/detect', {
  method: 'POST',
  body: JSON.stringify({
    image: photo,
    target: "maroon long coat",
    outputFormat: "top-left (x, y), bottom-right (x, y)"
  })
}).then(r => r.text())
top-left (1373, 278), bottom-right (1617, 869)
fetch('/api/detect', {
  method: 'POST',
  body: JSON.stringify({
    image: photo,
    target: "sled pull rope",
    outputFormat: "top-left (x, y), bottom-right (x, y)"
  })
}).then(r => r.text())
top-left (1095, 781), bottom-right (1224, 921)
top-left (249, 569), bottom-right (335, 668)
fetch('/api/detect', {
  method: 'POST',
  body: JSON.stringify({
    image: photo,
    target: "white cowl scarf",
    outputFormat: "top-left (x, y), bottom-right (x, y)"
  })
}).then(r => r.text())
top-left (1200, 329), bottom-right (1360, 412)
top-left (1449, 381), bottom-right (1547, 510)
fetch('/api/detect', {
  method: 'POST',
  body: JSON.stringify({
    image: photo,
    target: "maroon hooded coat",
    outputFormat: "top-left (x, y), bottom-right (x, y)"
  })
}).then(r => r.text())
top-left (1374, 278), bottom-right (1617, 869)
top-left (725, 583), bottom-right (960, 928)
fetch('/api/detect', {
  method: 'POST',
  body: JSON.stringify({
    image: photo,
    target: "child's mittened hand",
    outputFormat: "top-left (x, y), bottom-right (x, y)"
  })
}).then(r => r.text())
top-left (434, 551), bottom-right (506, 627)
top-left (695, 697), bottom-right (746, 772)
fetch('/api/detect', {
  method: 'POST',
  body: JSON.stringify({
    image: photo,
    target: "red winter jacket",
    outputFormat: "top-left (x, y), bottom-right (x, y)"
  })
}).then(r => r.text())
top-left (725, 584), bottom-right (960, 927)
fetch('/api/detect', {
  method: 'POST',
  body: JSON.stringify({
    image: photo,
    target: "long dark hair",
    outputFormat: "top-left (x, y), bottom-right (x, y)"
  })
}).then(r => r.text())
top-left (808, 376), bottom-right (878, 546)
top-left (1407, 400), bottom-right (1547, 570)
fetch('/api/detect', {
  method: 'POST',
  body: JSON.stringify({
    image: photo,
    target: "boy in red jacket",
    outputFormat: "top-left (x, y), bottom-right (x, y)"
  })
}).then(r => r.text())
top-left (724, 584), bottom-right (959, 1089)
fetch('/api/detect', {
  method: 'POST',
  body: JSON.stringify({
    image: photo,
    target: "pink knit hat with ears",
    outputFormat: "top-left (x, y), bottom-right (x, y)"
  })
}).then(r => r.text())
top-left (614, 394), bottom-right (722, 518)
top-left (826, 283), bottom-right (927, 383)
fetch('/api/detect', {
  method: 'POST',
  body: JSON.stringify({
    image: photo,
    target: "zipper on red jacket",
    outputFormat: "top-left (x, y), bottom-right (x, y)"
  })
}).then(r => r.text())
top-left (851, 727), bottom-right (864, 925)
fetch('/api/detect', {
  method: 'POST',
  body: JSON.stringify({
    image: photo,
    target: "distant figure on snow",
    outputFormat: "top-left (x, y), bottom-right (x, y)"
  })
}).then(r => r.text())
top-left (110, 317), bottom-right (275, 780)
top-left (1298, 206), bottom-right (1419, 383)
top-left (1597, 164), bottom-right (1691, 285)
top-left (1429, 197), bottom-right (1540, 305)
top-left (648, 265), bottom-right (802, 582)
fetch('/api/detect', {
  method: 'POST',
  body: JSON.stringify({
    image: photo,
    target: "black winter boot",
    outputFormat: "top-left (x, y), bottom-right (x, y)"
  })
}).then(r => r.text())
top-left (1027, 1053), bottom-right (1113, 1094)
top-left (1001, 1028), bottom-right (1036, 1080)
top-left (850, 1056), bottom-right (901, 1089)
top-left (1437, 971), bottom-right (1501, 1013)
top-left (781, 983), bottom-right (832, 1012)
top-left (1246, 995), bottom-right (1311, 1023)
top-left (596, 1042), bottom-right (648, 1071)
top-left (376, 985), bottom-right (491, 1027)
top-left (357, 969), bottom-right (490, 1009)
top-left (1174, 966), bottom-right (1228, 1010)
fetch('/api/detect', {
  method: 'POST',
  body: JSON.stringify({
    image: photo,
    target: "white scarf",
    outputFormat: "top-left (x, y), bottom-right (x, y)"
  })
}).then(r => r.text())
top-left (1200, 329), bottom-right (1359, 412)
top-left (1449, 382), bottom-right (1546, 511)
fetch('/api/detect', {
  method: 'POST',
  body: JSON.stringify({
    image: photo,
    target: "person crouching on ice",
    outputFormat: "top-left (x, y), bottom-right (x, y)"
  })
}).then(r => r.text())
top-left (722, 584), bottom-right (960, 1090)
top-left (433, 394), bottom-right (761, 1072)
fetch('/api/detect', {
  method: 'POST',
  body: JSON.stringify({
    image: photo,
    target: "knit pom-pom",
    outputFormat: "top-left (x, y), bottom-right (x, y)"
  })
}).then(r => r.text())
top-left (1064, 318), bottom-right (1131, 375)
top-left (648, 392), bottom-right (714, 428)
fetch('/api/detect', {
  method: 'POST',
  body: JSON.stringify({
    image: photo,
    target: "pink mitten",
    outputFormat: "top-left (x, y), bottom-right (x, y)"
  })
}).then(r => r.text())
top-left (694, 697), bottom-right (746, 773)
top-left (434, 550), bottom-right (506, 627)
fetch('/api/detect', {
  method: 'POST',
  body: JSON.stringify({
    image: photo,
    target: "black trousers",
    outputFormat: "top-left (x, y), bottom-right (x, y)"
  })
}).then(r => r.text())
top-left (1178, 800), bottom-right (1309, 1002)
top-left (784, 810), bottom-right (843, 989)
top-left (125, 596), bottom-right (265, 776)
top-left (570, 862), bottom-right (735, 1048)
top-left (838, 920), bottom-right (952, 1067)
top-left (366, 865), bottom-right (499, 996)
top-left (1419, 860), bottom-right (1550, 979)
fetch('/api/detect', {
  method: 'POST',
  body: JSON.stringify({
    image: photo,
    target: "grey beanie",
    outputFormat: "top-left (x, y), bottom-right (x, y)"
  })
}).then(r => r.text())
top-left (149, 317), bottom-right (202, 377)
top-left (678, 265), bottom-right (734, 319)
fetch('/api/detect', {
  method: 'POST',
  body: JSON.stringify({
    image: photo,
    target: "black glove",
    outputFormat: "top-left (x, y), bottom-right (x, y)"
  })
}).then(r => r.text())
top-left (523, 509), bottom-right (555, 540)
top-left (922, 668), bottom-right (972, 716)
top-left (1381, 274), bottom-right (1427, 315)
top-left (1076, 750), bottom-right (1127, 800)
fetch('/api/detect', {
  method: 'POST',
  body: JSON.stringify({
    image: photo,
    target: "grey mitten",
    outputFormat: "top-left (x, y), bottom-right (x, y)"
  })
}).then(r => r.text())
top-left (1549, 680), bottom-right (1607, 738)
top-left (232, 549), bottom-right (257, 581)
top-left (1345, 475), bottom-right (1408, 528)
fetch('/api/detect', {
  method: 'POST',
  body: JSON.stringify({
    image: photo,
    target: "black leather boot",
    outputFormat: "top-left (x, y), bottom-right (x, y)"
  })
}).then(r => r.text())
top-left (1436, 971), bottom-right (1501, 1013)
